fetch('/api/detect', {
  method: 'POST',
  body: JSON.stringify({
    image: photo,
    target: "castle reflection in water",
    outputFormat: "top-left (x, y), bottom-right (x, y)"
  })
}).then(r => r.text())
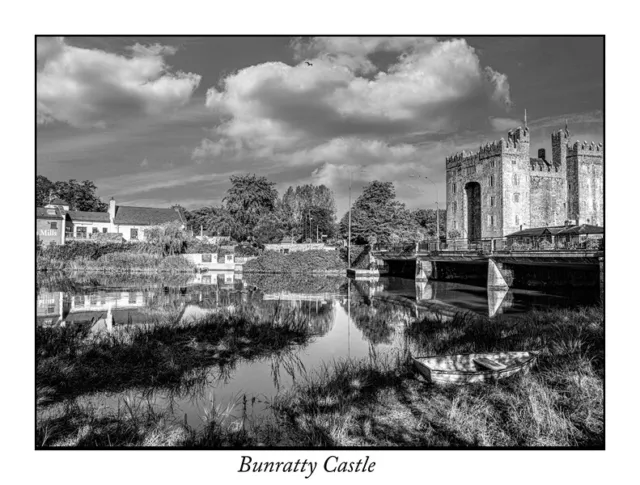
top-left (37, 270), bottom-right (596, 337)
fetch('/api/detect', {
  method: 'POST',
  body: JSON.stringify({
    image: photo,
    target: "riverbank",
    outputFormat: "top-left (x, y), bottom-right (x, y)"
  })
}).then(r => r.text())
top-left (265, 305), bottom-right (603, 447)
top-left (36, 304), bottom-right (603, 447)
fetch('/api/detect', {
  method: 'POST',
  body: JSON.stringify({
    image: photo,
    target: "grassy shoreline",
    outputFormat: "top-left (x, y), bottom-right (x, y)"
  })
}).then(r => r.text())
top-left (36, 304), bottom-right (603, 448)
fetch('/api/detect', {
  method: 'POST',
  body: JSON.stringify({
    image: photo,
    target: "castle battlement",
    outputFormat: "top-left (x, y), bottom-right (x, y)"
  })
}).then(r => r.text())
top-left (445, 150), bottom-right (479, 168)
top-left (447, 126), bottom-right (530, 168)
top-left (567, 140), bottom-right (604, 157)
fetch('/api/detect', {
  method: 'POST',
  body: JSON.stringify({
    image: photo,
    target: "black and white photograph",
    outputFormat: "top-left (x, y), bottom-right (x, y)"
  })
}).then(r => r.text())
top-left (9, 2), bottom-right (637, 480)
top-left (34, 33), bottom-right (605, 450)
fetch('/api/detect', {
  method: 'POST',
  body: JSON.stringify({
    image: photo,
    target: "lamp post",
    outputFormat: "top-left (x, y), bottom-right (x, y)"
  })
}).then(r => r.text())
top-left (347, 166), bottom-right (367, 268)
top-left (410, 174), bottom-right (440, 249)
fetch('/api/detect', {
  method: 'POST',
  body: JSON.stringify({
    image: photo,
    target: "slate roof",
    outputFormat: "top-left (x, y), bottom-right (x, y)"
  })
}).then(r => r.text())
top-left (507, 224), bottom-right (604, 238)
top-left (37, 207), bottom-right (63, 220)
top-left (114, 206), bottom-right (185, 226)
top-left (507, 226), bottom-right (568, 238)
top-left (556, 224), bottom-right (604, 236)
top-left (49, 198), bottom-right (70, 206)
top-left (67, 210), bottom-right (110, 223)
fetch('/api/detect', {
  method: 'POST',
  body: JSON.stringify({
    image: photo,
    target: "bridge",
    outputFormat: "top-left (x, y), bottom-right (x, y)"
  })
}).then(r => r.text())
top-left (369, 237), bottom-right (604, 296)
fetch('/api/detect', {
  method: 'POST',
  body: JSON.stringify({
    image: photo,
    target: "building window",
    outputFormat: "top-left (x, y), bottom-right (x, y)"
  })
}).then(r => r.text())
top-left (102, 228), bottom-right (107, 233)
top-left (457, 168), bottom-right (462, 176)
top-left (467, 166), bottom-right (476, 175)
top-left (453, 201), bottom-right (458, 213)
top-left (490, 196), bottom-right (495, 207)
top-left (513, 174), bottom-right (520, 186)
top-left (92, 227), bottom-right (99, 234)
top-left (202, 253), bottom-right (212, 263)
top-left (47, 304), bottom-right (55, 314)
top-left (514, 193), bottom-right (520, 203)
top-left (489, 175), bottom-right (494, 187)
top-left (515, 215), bottom-right (520, 225)
top-left (76, 227), bottom-right (87, 239)
top-left (50, 222), bottom-right (58, 230)
top-left (90, 294), bottom-right (98, 306)
top-left (74, 295), bottom-right (84, 308)
top-left (129, 292), bottom-right (137, 304)
top-left (489, 215), bottom-right (495, 226)
top-left (130, 228), bottom-right (138, 240)
top-left (512, 160), bottom-right (516, 165)
top-left (202, 275), bottom-right (211, 284)
top-left (452, 183), bottom-right (457, 194)
top-left (490, 160), bottom-right (495, 168)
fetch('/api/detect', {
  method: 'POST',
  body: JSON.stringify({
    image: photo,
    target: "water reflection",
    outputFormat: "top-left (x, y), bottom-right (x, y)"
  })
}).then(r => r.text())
top-left (37, 271), bottom-right (600, 430)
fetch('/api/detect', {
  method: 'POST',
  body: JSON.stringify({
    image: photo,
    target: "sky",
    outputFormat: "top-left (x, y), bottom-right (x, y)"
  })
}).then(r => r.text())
top-left (36, 36), bottom-right (604, 217)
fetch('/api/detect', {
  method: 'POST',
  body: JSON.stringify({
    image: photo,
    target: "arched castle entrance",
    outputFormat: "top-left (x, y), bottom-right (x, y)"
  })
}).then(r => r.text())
top-left (465, 182), bottom-right (482, 242)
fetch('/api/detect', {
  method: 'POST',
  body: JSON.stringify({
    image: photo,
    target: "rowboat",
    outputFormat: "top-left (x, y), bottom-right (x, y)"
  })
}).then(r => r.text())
top-left (412, 351), bottom-right (539, 385)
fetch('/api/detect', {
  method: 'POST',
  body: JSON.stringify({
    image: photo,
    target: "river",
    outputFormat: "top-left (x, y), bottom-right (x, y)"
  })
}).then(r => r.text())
top-left (36, 271), bottom-right (599, 430)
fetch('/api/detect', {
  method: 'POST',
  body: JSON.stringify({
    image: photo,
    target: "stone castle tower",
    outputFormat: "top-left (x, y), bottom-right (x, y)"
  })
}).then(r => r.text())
top-left (445, 119), bottom-right (603, 240)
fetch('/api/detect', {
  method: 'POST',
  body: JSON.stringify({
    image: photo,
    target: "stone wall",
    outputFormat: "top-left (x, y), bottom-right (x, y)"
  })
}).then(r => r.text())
top-left (530, 173), bottom-right (567, 227)
top-left (567, 141), bottom-right (604, 225)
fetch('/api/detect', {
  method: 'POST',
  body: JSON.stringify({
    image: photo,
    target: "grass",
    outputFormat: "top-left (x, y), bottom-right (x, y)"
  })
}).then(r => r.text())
top-left (36, 304), bottom-right (313, 409)
top-left (38, 252), bottom-right (197, 273)
top-left (265, 306), bottom-right (604, 447)
top-left (36, 304), bottom-right (604, 448)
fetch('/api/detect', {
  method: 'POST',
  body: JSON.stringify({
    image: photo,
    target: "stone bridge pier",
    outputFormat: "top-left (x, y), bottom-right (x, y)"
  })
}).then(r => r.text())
top-left (415, 258), bottom-right (438, 282)
top-left (487, 258), bottom-right (514, 289)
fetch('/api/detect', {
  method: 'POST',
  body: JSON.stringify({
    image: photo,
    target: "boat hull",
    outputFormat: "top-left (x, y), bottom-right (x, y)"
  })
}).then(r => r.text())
top-left (413, 351), bottom-right (538, 385)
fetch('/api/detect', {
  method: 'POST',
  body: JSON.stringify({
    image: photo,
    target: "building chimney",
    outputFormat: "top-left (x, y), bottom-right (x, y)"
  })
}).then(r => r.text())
top-left (108, 197), bottom-right (116, 223)
top-left (538, 148), bottom-right (546, 160)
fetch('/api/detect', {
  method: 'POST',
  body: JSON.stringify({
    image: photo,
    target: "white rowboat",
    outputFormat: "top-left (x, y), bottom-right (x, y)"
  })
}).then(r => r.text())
top-left (413, 351), bottom-right (539, 385)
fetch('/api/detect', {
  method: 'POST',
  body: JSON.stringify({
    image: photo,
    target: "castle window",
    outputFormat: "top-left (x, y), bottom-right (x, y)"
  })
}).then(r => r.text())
top-left (489, 175), bottom-right (494, 187)
top-left (490, 196), bottom-right (495, 207)
top-left (490, 160), bottom-right (495, 169)
top-left (452, 183), bottom-right (457, 194)
top-left (514, 193), bottom-right (520, 203)
top-left (513, 174), bottom-right (520, 186)
top-left (489, 215), bottom-right (495, 226)
top-left (457, 168), bottom-right (462, 176)
top-left (453, 201), bottom-right (457, 213)
top-left (515, 215), bottom-right (520, 225)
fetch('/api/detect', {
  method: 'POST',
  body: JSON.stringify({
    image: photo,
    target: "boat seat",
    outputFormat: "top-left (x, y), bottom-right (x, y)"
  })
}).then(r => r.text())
top-left (473, 358), bottom-right (507, 371)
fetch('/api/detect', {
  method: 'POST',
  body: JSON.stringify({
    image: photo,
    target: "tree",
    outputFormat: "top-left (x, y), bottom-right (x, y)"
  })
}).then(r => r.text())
top-left (412, 208), bottom-right (447, 239)
top-left (185, 206), bottom-right (238, 238)
top-left (45, 179), bottom-right (108, 212)
top-left (223, 174), bottom-right (278, 239)
top-left (304, 206), bottom-right (336, 241)
top-left (281, 183), bottom-right (337, 240)
top-left (340, 181), bottom-right (416, 245)
top-left (253, 212), bottom-right (287, 245)
top-left (36, 175), bottom-right (53, 207)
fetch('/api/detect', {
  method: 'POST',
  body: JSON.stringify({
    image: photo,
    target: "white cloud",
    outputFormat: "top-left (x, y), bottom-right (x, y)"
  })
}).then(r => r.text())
top-left (37, 37), bottom-right (201, 127)
top-left (196, 37), bottom-right (512, 166)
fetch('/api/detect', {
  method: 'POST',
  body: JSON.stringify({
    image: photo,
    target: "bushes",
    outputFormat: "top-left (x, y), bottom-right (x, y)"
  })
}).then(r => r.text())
top-left (244, 250), bottom-right (346, 273)
top-left (41, 241), bottom-right (137, 261)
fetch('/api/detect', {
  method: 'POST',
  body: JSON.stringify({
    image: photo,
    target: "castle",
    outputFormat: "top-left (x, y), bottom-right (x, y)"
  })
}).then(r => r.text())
top-left (445, 117), bottom-right (603, 241)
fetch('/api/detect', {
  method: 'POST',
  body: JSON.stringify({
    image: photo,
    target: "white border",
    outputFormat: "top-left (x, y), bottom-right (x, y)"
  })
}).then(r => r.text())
top-left (4, 1), bottom-right (637, 483)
